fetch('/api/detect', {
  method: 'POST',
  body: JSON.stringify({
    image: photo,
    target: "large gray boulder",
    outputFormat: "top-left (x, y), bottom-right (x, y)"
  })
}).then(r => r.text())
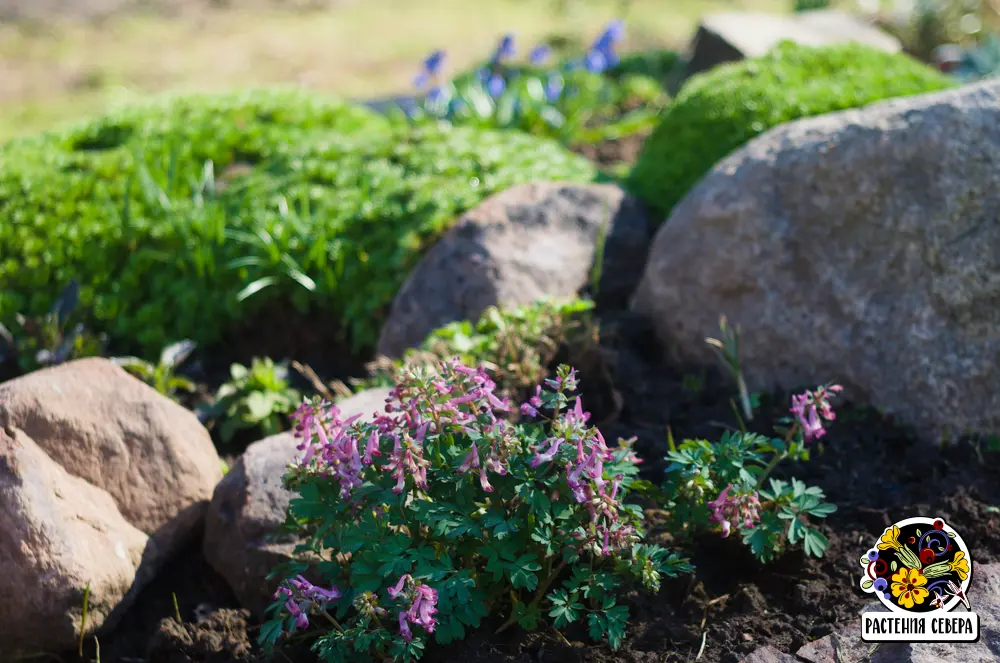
top-left (376, 182), bottom-right (652, 358)
top-left (203, 388), bottom-right (392, 616)
top-left (631, 80), bottom-right (1000, 443)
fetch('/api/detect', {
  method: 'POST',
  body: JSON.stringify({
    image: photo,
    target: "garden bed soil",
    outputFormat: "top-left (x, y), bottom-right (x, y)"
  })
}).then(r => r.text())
top-left (70, 310), bottom-right (1000, 663)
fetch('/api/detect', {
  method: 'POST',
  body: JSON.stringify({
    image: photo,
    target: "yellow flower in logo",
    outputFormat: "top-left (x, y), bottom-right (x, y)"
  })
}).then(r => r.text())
top-left (878, 526), bottom-right (902, 551)
top-left (949, 551), bottom-right (970, 581)
top-left (891, 567), bottom-right (929, 609)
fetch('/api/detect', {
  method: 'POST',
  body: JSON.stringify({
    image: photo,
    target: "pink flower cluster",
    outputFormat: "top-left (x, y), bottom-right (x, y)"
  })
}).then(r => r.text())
top-left (525, 383), bottom-right (640, 556)
top-left (707, 484), bottom-right (761, 537)
top-left (290, 359), bottom-right (519, 499)
top-left (790, 384), bottom-right (843, 443)
top-left (387, 575), bottom-right (439, 641)
top-left (273, 575), bottom-right (342, 630)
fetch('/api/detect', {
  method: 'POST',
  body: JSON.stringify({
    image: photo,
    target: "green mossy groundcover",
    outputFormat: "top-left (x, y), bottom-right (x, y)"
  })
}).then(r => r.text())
top-left (628, 41), bottom-right (956, 220)
top-left (0, 88), bottom-right (596, 356)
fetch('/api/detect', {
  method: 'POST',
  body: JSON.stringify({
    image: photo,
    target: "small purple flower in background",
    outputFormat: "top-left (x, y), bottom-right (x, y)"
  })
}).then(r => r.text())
top-left (583, 19), bottom-right (625, 73)
top-left (487, 73), bottom-right (506, 98)
top-left (426, 86), bottom-right (445, 104)
top-left (493, 33), bottom-right (516, 63)
top-left (424, 50), bottom-right (446, 76)
top-left (585, 49), bottom-right (608, 73)
top-left (414, 49), bottom-right (447, 93)
top-left (529, 44), bottom-right (551, 66)
top-left (707, 484), bottom-right (761, 537)
top-left (545, 74), bottom-right (564, 103)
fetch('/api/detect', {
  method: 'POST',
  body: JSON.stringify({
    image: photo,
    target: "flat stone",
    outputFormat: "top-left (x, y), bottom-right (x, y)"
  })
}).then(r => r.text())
top-left (203, 388), bottom-right (392, 616)
top-left (0, 426), bottom-right (149, 655)
top-left (681, 10), bottom-right (901, 84)
top-left (631, 80), bottom-right (1000, 443)
top-left (376, 181), bottom-right (652, 358)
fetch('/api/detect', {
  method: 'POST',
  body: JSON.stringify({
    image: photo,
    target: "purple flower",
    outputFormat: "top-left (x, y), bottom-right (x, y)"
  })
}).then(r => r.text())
top-left (707, 484), bottom-right (761, 537)
top-left (493, 33), bottom-right (516, 63)
top-left (424, 49), bottom-right (446, 76)
top-left (487, 74), bottom-right (506, 98)
top-left (273, 576), bottom-right (341, 631)
top-left (545, 74), bottom-right (563, 103)
top-left (529, 44), bottom-right (551, 65)
top-left (426, 86), bottom-right (445, 104)
top-left (584, 49), bottom-right (609, 73)
top-left (389, 575), bottom-right (439, 642)
top-left (387, 574), bottom-right (409, 599)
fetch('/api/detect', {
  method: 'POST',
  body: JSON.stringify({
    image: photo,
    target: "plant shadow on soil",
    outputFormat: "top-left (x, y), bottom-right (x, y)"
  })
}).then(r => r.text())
top-left (69, 305), bottom-right (1000, 663)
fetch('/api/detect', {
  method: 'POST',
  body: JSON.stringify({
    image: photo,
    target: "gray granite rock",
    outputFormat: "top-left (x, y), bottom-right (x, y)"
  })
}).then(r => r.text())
top-left (377, 181), bottom-right (652, 358)
top-left (680, 10), bottom-right (901, 86)
top-left (631, 80), bottom-right (1000, 443)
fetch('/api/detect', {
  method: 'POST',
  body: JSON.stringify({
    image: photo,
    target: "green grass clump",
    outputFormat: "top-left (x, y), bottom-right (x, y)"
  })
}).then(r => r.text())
top-left (0, 88), bottom-right (596, 356)
top-left (628, 41), bottom-right (956, 220)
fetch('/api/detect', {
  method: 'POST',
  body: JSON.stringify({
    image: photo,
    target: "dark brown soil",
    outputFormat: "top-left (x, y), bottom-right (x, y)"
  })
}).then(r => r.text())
top-left (573, 131), bottom-right (650, 170)
top-left (61, 306), bottom-right (1000, 663)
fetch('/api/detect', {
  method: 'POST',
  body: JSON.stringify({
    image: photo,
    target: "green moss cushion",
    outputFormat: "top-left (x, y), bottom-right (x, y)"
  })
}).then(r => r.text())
top-left (628, 41), bottom-right (956, 220)
top-left (0, 88), bottom-right (596, 355)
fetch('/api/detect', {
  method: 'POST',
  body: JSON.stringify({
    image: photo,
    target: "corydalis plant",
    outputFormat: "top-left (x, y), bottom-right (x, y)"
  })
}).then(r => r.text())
top-left (663, 384), bottom-right (842, 563)
top-left (260, 361), bottom-right (691, 661)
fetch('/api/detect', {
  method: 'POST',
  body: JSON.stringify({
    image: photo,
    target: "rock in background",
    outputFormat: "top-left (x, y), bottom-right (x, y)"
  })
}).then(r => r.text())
top-left (377, 182), bottom-right (652, 358)
top-left (631, 79), bottom-right (1000, 443)
top-left (678, 10), bottom-right (902, 89)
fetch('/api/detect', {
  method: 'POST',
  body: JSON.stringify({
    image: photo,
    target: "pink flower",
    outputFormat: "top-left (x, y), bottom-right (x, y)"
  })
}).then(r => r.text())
top-left (273, 576), bottom-right (341, 631)
top-left (363, 431), bottom-right (381, 464)
top-left (387, 574), bottom-right (410, 599)
top-left (408, 584), bottom-right (438, 633)
top-left (707, 484), bottom-right (761, 537)
top-left (398, 611), bottom-right (413, 641)
top-left (388, 575), bottom-right (438, 642)
top-left (530, 437), bottom-right (562, 467)
top-left (790, 384), bottom-right (842, 443)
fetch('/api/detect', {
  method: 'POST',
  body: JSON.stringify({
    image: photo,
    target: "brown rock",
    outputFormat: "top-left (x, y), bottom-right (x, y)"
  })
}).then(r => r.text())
top-left (203, 388), bottom-right (392, 616)
top-left (0, 357), bottom-right (223, 557)
top-left (631, 80), bottom-right (1000, 443)
top-left (0, 426), bottom-right (149, 655)
top-left (376, 181), bottom-right (652, 358)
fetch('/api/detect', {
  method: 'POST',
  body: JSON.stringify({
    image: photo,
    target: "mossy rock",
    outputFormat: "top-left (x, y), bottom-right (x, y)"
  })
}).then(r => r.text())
top-left (628, 41), bottom-right (956, 221)
top-left (0, 88), bottom-right (597, 356)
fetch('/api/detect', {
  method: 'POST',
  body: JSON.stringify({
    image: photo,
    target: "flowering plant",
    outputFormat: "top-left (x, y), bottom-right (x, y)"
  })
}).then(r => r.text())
top-left (400, 21), bottom-right (669, 146)
top-left (259, 361), bottom-right (691, 661)
top-left (662, 383), bottom-right (841, 563)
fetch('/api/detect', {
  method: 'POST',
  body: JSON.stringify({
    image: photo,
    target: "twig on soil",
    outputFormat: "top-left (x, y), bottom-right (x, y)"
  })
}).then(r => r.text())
top-left (694, 630), bottom-right (707, 660)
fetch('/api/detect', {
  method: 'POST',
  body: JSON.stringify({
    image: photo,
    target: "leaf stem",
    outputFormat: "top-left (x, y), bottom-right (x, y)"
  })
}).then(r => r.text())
top-left (494, 559), bottom-right (567, 634)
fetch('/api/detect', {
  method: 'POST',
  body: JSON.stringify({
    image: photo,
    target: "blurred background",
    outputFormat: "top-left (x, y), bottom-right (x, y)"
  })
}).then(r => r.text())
top-left (0, 0), bottom-right (998, 142)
